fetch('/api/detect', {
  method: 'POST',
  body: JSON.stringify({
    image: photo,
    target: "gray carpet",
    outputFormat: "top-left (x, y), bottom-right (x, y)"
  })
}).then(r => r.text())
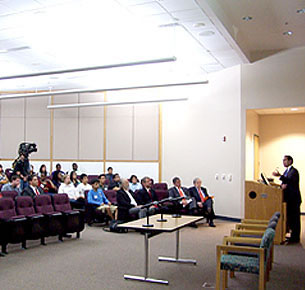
top-left (0, 217), bottom-right (304, 290)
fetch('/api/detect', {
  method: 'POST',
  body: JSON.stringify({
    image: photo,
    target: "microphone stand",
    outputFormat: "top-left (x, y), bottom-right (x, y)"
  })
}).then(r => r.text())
top-left (141, 201), bottom-right (157, 227)
top-left (171, 196), bottom-right (184, 218)
top-left (156, 198), bottom-right (170, 222)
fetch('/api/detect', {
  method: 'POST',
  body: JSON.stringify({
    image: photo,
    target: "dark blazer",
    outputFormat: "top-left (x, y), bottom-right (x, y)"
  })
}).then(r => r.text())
top-left (137, 188), bottom-right (158, 205)
top-left (188, 186), bottom-right (210, 203)
top-left (280, 166), bottom-right (302, 204)
top-left (22, 186), bottom-right (44, 199)
top-left (168, 186), bottom-right (190, 199)
top-left (116, 189), bottom-right (137, 221)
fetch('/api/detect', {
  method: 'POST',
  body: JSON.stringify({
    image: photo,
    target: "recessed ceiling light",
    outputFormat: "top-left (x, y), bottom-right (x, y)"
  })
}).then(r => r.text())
top-left (193, 22), bottom-right (205, 28)
top-left (283, 31), bottom-right (293, 36)
top-left (199, 30), bottom-right (215, 37)
top-left (242, 16), bottom-right (253, 21)
top-left (296, 8), bottom-right (305, 14)
top-left (0, 49), bottom-right (8, 53)
top-left (291, 108), bottom-right (299, 111)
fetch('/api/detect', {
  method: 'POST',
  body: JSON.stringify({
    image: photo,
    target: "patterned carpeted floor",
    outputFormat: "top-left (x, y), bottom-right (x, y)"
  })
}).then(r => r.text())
top-left (0, 217), bottom-right (304, 290)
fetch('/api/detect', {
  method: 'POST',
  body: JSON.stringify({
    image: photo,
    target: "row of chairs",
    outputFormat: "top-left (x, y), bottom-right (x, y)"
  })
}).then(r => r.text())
top-left (0, 193), bottom-right (85, 255)
top-left (215, 212), bottom-right (280, 290)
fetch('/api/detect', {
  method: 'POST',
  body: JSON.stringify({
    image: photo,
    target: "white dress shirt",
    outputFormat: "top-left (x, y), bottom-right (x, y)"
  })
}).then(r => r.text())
top-left (124, 189), bottom-right (137, 206)
top-left (58, 183), bottom-right (78, 200)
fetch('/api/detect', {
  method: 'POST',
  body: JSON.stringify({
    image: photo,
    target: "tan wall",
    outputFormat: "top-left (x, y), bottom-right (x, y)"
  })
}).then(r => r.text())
top-left (245, 110), bottom-right (259, 180)
top-left (259, 113), bottom-right (305, 212)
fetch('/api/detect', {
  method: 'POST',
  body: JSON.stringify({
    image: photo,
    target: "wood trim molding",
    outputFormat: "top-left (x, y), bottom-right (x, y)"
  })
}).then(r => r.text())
top-left (158, 104), bottom-right (163, 182)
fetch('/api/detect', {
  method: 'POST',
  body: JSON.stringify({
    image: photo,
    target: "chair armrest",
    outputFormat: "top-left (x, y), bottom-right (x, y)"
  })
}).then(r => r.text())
top-left (241, 219), bottom-right (269, 224)
top-left (230, 229), bottom-right (265, 237)
top-left (217, 244), bottom-right (264, 255)
top-left (27, 214), bottom-right (44, 220)
top-left (223, 236), bottom-right (261, 245)
top-left (236, 224), bottom-right (268, 230)
top-left (8, 217), bottom-right (27, 223)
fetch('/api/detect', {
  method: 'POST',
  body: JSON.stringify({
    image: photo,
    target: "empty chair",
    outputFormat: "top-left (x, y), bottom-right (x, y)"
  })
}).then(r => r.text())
top-left (0, 197), bottom-right (27, 254)
top-left (34, 195), bottom-right (65, 240)
top-left (151, 183), bottom-right (169, 201)
top-left (15, 196), bottom-right (47, 248)
top-left (87, 175), bottom-right (99, 184)
top-left (52, 194), bottom-right (84, 238)
top-left (104, 190), bottom-right (117, 205)
top-left (1, 191), bottom-right (19, 200)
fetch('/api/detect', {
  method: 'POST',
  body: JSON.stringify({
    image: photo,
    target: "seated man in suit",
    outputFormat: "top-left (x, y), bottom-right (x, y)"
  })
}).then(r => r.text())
top-left (116, 179), bottom-right (154, 222)
top-left (22, 175), bottom-right (44, 198)
top-left (137, 176), bottom-right (158, 205)
top-left (189, 177), bottom-right (216, 227)
top-left (168, 177), bottom-right (196, 218)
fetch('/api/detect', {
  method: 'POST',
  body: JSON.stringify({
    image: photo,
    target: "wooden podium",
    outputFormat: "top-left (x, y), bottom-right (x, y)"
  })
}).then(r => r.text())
top-left (245, 181), bottom-right (286, 244)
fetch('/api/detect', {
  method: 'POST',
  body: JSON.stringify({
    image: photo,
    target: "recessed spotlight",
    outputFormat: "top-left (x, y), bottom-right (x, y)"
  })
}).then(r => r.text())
top-left (291, 108), bottom-right (299, 111)
top-left (193, 22), bottom-right (205, 28)
top-left (242, 16), bottom-right (253, 21)
top-left (296, 8), bottom-right (305, 14)
top-left (199, 30), bottom-right (215, 37)
top-left (283, 31), bottom-right (293, 36)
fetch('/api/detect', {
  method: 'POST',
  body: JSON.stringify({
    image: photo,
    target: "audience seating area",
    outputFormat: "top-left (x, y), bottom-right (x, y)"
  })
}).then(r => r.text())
top-left (216, 212), bottom-right (280, 290)
top-left (0, 193), bottom-right (84, 255)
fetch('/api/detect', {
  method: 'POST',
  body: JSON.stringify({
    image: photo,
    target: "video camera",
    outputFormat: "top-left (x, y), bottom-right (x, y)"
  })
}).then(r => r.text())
top-left (18, 142), bottom-right (38, 158)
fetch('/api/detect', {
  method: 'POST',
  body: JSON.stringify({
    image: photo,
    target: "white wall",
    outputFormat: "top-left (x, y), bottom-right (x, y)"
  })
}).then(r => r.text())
top-left (162, 66), bottom-right (243, 218)
top-left (242, 47), bottom-right (305, 110)
top-left (245, 110), bottom-right (259, 180)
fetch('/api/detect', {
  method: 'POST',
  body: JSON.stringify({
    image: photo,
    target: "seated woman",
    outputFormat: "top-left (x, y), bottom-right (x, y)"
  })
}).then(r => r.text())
top-left (129, 174), bottom-right (142, 193)
top-left (39, 172), bottom-right (57, 193)
top-left (58, 174), bottom-right (85, 209)
top-left (70, 171), bottom-right (80, 187)
top-left (87, 179), bottom-right (117, 221)
top-left (0, 164), bottom-right (8, 185)
top-left (39, 164), bottom-right (48, 177)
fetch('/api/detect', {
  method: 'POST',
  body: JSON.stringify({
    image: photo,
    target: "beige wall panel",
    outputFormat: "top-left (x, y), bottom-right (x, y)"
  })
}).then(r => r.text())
top-left (53, 94), bottom-right (78, 118)
top-left (106, 106), bottom-right (132, 160)
top-left (133, 104), bottom-right (158, 160)
top-left (0, 117), bottom-right (25, 158)
top-left (79, 93), bottom-right (104, 118)
top-left (79, 118), bottom-right (103, 159)
top-left (53, 118), bottom-right (78, 159)
top-left (25, 96), bottom-right (50, 118)
top-left (0, 99), bottom-right (25, 117)
top-left (25, 118), bottom-right (50, 159)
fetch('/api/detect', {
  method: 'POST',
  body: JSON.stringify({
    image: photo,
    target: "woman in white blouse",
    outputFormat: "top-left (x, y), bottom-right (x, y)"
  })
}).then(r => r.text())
top-left (129, 175), bottom-right (142, 193)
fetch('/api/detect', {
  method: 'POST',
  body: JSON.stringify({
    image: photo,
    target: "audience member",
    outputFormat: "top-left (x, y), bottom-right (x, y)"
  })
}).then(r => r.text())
top-left (87, 179), bottom-right (117, 220)
top-left (116, 179), bottom-right (154, 222)
top-left (72, 162), bottom-right (78, 174)
top-left (52, 171), bottom-right (64, 191)
top-left (129, 175), bottom-right (142, 193)
top-left (39, 164), bottom-right (48, 177)
top-left (22, 175), bottom-right (44, 198)
top-left (1, 175), bottom-right (22, 195)
top-left (0, 164), bottom-right (8, 185)
top-left (137, 176), bottom-right (157, 205)
top-left (70, 171), bottom-right (80, 187)
top-left (189, 177), bottom-right (216, 227)
top-left (98, 174), bottom-right (108, 191)
top-left (109, 173), bottom-right (121, 191)
top-left (105, 167), bottom-right (114, 182)
top-left (76, 174), bottom-right (92, 199)
top-left (168, 177), bottom-right (196, 224)
top-left (58, 174), bottom-right (85, 209)
top-left (39, 173), bottom-right (57, 193)
top-left (30, 165), bottom-right (35, 175)
top-left (52, 163), bottom-right (65, 178)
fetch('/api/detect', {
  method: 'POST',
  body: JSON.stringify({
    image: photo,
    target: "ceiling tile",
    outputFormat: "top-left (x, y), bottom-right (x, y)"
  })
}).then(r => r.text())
top-left (0, 0), bottom-right (43, 12)
top-left (127, 2), bottom-right (166, 16)
top-left (159, 0), bottom-right (198, 12)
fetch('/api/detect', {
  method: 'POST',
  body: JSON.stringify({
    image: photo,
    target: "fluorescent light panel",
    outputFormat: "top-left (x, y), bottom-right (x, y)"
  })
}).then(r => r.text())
top-left (0, 57), bottom-right (176, 80)
top-left (47, 97), bottom-right (188, 110)
top-left (0, 80), bottom-right (208, 100)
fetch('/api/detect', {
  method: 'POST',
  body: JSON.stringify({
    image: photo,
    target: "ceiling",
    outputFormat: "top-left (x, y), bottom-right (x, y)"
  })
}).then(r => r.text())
top-left (0, 0), bottom-right (245, 92)
top-left (255, 107), bottom-right (305, 115)
top-left (0, 0), bottom-right (304, 92)
top-left (197, 0), bottom-right (305, 62)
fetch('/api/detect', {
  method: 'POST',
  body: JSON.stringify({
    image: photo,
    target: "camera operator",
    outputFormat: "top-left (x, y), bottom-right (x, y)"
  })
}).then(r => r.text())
top-left (13, 153), bottom-right (30, 190)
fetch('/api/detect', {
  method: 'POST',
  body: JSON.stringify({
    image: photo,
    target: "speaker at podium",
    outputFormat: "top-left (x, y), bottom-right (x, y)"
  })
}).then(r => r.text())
top-left (245, 177), bottom-right (287, 244)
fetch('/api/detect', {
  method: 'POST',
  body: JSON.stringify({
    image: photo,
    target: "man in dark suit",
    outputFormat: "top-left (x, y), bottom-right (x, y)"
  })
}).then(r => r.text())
top-left (273, 155), bottom-right (302, 244)
top-left (116, 179), bottom-right (154, 221)
top-left (189, 177), bottom-right (216, 227)
top-left (137, 176), bottom-right (158, 205)
top-left (22, 175), bottom-right (44, 198)
top-left (168, 177), bottom-right (196, 220)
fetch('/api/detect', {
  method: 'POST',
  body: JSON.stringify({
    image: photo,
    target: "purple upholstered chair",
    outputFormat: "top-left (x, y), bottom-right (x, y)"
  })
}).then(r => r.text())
top-left (0, 197), bottom-right (27, 254)
top-left (15, 196), bottom-right (46, 248)
top-left (151, 183), bottom-right (169, 201)
top-left (87, 175), bottom-right (99, 183)
top-left (34, 195), bottom-right (65, 240)
top-left (52, 194), bottom-right (84, 238)
top-left (104, 190), bottom-right (117, 205)
top-left (1, 191), bottom-right (19, 200)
